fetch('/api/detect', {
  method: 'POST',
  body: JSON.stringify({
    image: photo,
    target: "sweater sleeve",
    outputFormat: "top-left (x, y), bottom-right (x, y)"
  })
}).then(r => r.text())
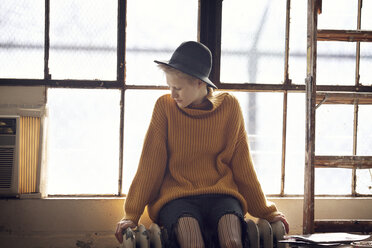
top-left (123, 96), bottom-right (168, 224)
top-left (230, 101), bottom-right (281, 221)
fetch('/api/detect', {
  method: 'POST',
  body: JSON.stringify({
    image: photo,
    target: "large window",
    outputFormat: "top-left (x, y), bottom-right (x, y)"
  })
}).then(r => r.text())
top-left (0, 0), bottom-right (371, 197)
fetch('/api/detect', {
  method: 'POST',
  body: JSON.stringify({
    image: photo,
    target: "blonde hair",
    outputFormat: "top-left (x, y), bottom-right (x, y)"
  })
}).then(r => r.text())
top-left (157, 64), bottom-right (214, 93)
top-left (157, 64), bottom-right (198, 82)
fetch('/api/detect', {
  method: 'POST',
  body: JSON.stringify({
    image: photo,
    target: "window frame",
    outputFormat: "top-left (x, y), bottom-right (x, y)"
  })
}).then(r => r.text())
top-left (0, 0), bottom-right (371, 197)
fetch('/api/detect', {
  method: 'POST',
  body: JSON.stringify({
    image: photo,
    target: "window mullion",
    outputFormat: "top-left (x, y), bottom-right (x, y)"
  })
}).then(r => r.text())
top-left (44, 0), bottom-right (51, 80)
top-left (117, 0), bottom-right (127, 196)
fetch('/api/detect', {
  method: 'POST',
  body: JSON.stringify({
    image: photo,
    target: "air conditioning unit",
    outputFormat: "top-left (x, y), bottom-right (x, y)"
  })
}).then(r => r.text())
top-left (0, 116), bottom-right (20, 196)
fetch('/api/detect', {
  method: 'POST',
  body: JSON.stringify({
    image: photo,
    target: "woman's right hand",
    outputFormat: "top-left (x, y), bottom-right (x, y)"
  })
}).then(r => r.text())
top-left (115, 219), bottom-right (136, 244)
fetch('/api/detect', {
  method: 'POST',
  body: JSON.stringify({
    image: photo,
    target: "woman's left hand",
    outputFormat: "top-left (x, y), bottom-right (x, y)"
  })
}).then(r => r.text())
top-left (271, 214), bottom-right (289, 234)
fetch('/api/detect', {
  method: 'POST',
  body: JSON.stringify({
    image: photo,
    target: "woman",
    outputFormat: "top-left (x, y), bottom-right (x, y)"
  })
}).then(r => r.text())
top-left (115, 41), bottom-right (289, 247)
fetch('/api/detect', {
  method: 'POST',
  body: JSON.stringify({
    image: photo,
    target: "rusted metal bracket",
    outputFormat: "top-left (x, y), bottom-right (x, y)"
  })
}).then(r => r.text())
top-left (315, 93), bottom-right (328, 109)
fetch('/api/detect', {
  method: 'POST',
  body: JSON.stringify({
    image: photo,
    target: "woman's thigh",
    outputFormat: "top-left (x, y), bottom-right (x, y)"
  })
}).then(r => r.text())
top-left (158, 195), bottom-right (247, 247)
top-left (157, 196), bottom-right (205, 247)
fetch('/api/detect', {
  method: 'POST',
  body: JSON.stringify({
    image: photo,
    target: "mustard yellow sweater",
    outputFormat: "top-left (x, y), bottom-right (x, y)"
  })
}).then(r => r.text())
top-left (124, 92), bottom-right (280, 224)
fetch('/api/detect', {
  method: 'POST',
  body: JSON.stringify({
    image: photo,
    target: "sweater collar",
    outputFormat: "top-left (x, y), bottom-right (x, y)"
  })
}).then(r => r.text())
top-left (177, 91), bottom-right (228, 117)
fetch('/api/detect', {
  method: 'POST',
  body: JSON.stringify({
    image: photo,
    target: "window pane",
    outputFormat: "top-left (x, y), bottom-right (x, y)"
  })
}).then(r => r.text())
top-left (315, 168), bottom-right (352, 195)
top-left (123, 90), bottom-right (168, 193)
top-left (285, 93), bottom-right (306, 195)
top-left (356, 169), bottom-right (372, 195)
top-left (316, 105), bottom-right (354, 155)
top-left (356, 105), bottom-right (372, 195)
top-left (232, 92), bottom-right (283, 194)
top-left (317, 42), bottom-right (356, 85)
top-left (318, 0), bottom-right (357, 30)
top-left (315, 105), bottom-right (354, 195)
top-left (49, 1), bottom-right (117, 80)
top-left (360, 43), bottom-right (372, 86)
top-left (0, 0), bottom-right (44, 78)
top-left (288, 1), bottom-right (307, 85)
top-left (125, 0), bottom-right (198, 85)
top-left (362, 0), bottom-right (372, 30)
top-left (221, 0), bottom-right (286, 84)
top-left (357, 105), bottom-right (372, 156)
top-left (47, 89), bottom-right (121, 194)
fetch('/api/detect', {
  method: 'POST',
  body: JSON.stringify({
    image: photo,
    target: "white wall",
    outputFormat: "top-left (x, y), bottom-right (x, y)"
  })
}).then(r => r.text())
top-left (0, 86), bottom-right (46, 115)
top-left (0, 86), bottom-right (46, 135)
top-left (0, 86), bottom-right (45, 105)
top-left (0, 197), bottom-right (372, 248)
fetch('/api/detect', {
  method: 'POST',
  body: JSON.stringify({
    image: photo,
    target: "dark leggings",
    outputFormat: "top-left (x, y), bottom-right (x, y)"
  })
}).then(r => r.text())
top-left (157, 194), bottom-right (248, 247)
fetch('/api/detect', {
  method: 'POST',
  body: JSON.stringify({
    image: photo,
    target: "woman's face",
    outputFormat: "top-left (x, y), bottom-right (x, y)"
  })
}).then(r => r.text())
top-left (166, 73), bottom-right (205, 108)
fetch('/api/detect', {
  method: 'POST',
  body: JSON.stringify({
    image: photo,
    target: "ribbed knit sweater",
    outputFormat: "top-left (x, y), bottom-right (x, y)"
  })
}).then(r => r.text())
top-left (124, 91), bottom-right (280, 224)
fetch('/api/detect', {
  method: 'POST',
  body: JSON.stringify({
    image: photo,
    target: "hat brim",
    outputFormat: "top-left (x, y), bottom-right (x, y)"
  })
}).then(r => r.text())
top-left (154, 60), bottom-right (217, 89)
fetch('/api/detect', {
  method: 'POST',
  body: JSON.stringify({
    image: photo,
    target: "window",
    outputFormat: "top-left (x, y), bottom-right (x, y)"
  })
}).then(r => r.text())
top-left (125, 0), bottom-right (198, 85)
top-left (123, 90), bottom-right (168, 193)
top-left (49, 0), bottom-right (117, 80)
top-left (47, 89), bottom-right (120, 195)
top-left (221, 0), bottom-right (286, 84)
top-left (232, 92), bottom-right (283, 194)
top-left (0, 0), bottom-right (371, 197)
top-left (0, 0), bottom-right (44, 78)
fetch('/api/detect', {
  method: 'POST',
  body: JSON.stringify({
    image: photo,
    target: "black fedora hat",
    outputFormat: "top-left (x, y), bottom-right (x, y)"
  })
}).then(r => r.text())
top-left (154, 41), bottom-right (217, 89)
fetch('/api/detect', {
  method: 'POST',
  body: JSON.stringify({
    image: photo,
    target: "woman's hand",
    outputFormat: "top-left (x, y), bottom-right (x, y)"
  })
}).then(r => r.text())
top-left (271, 214), bottom-right (290, 234)
top-left (115, 219), bottom-right (136, 243)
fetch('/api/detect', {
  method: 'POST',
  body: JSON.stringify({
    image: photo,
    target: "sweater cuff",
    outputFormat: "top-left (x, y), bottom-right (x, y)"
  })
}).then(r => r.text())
top-left (123, 213), bottom-right (142, 226)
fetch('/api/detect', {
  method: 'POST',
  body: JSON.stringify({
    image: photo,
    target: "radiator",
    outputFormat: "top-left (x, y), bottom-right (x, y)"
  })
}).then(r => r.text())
top-left (120, 219), bottom-right (286, 248)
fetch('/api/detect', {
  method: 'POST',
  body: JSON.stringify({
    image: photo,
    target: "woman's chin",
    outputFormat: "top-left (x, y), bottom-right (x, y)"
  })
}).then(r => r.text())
top-left (176, 101), bottom-right (187, 108)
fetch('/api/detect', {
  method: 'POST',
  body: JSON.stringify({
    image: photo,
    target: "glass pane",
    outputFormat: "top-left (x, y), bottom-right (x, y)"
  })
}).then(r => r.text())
top-left (221, 0), bottom-right (286, 84)
top-left (362, 0), bottom-right (372, 30)
top-left (47, 89), bottom-right (121, 194)
top-left (356, 105), bottom-right (372, 195)
top-left (288, 1), bottom-right (307, 85)
top-left (232, 92), bottom-right (283, 194)
top-left (360, 43), bottom-right (372, 86)
top-left (315, 105), bottom-right (354, 195)
top-left (0, 0), bottom-right (44, 78)
top-left (356, 169), bottom-right (372, 195)
top-left (123, 90), bottom-right (168, 193)
top-left (126, 0), bottom-right (198, 85)
top-left (49, 1), bottom-right (117, 80)
top-left (357, 105), bottom-right (372, 156)
top-left (317, 42), bottom-right (356, 85)
top-left (316, 105), bottom-right (354, 155)
top-left (315, 168), bottom-right (352, 195)
top-left (285, 93), bottom-right (306, 195)
top-left (318, 0), bottom-right (358, 30)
